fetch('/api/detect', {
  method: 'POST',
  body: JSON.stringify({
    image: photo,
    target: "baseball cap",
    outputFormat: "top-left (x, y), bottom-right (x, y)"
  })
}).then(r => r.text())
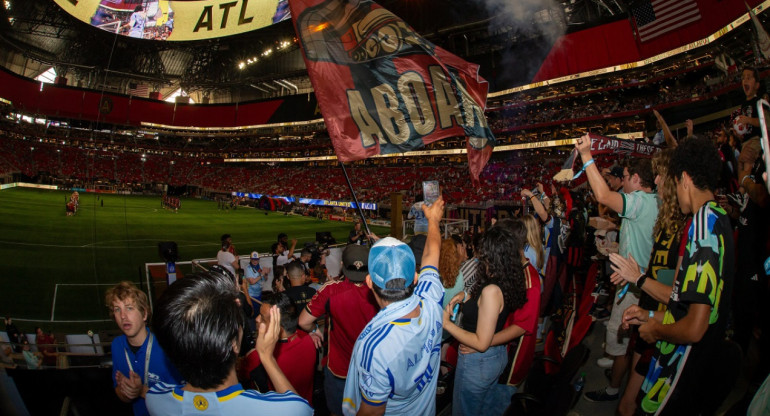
top-left (250, 251), bottom-right (260, 260)
top-left (609, 166), bottom-right (624, 179)
top-left (342, 245), bottom-right (369, 282)
top-left (369, 237), bottom-right (415, 289)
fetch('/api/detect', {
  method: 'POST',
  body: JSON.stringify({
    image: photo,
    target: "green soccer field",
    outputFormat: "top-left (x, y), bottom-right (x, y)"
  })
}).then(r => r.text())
top-left (0, 187), bottom-right (388, 334)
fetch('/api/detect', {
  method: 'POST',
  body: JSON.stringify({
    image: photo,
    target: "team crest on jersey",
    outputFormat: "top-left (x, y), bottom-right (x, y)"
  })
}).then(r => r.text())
top-left (193, 395), bottom-right (208, 411)
top-left (362, 371), bottom-right (373, 387)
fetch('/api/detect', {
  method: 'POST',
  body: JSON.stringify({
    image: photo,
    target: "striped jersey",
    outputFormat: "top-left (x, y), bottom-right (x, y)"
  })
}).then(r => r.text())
top-left (342, 266), bottom-right (444, 415)
top-left (146, 382), bottom-right (312, 415)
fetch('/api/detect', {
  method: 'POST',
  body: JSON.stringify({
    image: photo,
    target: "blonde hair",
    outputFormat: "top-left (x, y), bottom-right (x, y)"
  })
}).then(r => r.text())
top-left (438, 238), bottom-right (462, 288)
top-left (104, 282), bottom-right (150, 322)
top-left (522, 214), bottom-right (544, 271)
top-left (652, 149), bottom-right (685, 238)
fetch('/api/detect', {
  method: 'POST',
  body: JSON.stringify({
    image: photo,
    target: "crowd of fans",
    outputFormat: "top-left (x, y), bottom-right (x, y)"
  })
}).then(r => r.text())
top-left (3, 54), bottom-right (770, 415)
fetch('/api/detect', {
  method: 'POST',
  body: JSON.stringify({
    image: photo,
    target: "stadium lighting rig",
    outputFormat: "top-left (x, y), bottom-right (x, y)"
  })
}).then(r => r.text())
top-left (237, 38), bottom-right (297, 70)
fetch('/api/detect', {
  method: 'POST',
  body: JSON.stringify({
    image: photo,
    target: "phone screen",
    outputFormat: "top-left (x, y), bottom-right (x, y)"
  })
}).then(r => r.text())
top-left (422, 181), bottom-right (440, 206)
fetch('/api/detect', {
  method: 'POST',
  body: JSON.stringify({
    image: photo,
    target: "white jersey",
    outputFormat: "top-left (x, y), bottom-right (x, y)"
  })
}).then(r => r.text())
top-left (342, 266), bottom-right (444, 415)
top-left (146, 382), bottom-right (312, 416)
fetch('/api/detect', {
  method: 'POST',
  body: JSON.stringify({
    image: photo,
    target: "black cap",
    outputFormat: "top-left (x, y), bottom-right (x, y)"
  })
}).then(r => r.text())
top-left (342, 245), bottom-right (369, 282)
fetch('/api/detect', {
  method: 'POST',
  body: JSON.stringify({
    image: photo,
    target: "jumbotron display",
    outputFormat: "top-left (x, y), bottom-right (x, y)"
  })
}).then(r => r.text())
top-left (54, 0), bottom-right (290, 41)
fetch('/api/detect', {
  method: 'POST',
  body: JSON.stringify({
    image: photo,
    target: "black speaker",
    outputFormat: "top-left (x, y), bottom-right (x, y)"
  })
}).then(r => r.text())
top-left (316, 231), bottom-right (336, 245)
top-left (158, 241), bottom-right (178, 262)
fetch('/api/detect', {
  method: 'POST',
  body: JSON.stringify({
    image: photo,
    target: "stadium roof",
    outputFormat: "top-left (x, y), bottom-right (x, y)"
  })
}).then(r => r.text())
top-left (0, 0), bottom-right (633, 102)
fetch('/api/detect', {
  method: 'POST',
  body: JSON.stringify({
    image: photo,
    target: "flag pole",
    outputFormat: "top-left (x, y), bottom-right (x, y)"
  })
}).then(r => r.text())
top-left (339, 161), bottom-right (374, 244)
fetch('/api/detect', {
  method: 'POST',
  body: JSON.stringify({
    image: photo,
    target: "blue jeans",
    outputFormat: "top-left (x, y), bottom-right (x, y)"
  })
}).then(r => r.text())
top-left (487, 383), bottom-right (518, 415)
top-left (452, 345), bottom-right (508, 416)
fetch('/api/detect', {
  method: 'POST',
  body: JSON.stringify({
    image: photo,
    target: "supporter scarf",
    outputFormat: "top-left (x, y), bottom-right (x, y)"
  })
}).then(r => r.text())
top-left (553, 133), bottom-right (661, 182)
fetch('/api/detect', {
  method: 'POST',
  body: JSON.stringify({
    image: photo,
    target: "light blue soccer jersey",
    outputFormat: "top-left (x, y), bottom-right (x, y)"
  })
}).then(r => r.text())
top-left (146, 382), bottom-right (312, 416)
top-left (342, 266), bottom-right (445, 415)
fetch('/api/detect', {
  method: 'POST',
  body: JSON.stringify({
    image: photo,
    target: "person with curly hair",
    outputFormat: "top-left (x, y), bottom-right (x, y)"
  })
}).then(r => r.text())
top-left (607, 148), bottom-right (688, 416)
top-left (621, 136), bottom-right (734, 415)
top-left (439, 236), bottom-right (465, 307)
top-left (443, 221), bottom-right (528, 416)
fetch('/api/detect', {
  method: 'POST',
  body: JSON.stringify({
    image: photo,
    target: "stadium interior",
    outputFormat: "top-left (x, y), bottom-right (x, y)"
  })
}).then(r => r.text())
top-left (0, 0), bottom-right (768, 415)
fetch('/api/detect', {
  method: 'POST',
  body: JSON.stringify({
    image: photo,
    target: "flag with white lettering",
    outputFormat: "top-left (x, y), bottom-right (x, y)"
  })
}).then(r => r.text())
top-left (288, 0), bottom-right (495, 180)
top-left (553, 133), bottom-right (660, 182)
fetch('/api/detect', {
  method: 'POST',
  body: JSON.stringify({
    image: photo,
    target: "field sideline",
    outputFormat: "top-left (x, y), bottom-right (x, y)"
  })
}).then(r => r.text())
top-left (0, 188), bottom-right (388, 333)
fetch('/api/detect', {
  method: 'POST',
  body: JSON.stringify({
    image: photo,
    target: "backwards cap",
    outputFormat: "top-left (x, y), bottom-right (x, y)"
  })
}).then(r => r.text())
top-left (368, 237), bottom-right (415, 289)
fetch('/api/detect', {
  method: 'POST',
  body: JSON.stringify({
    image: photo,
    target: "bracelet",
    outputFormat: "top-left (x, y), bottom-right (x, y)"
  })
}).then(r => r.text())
top-left (648, 310), bottom-right (654, 320)
top-left (462, 291), bottom-right (468, 302)
top-left (741, 174), bottom-right (755, 188)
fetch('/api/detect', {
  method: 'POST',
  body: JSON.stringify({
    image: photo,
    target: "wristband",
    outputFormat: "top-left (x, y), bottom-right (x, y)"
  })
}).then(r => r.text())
top-left (648, 310), bottom-right (654, 320)
top-left (573, 159), bottom-right (595, 180)
top-left (636, 273), bottom-right (647, 289)
top-left (462, 291), bottom-right (468, 302)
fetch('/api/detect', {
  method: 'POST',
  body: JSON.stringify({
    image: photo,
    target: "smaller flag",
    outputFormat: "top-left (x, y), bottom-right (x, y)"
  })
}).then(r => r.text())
top-left (128, 82), bottom-right (149, 98)
top-left (632, 0), bottom-right (701, 43)
top-left (747, 2), bottom-right (770, 61)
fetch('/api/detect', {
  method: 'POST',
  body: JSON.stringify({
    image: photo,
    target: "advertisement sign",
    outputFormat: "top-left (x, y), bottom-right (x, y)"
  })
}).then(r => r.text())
top-left (54, 0), bottom-right (289, 41)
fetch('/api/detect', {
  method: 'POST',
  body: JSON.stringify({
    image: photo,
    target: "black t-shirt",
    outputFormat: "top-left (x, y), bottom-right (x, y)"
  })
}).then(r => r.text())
top-left (284, 285), bottom-right (317, 308)
top-left (638, 226), bottom-right (682, 311)
top-left (736, 197), bottom-right (770, 279)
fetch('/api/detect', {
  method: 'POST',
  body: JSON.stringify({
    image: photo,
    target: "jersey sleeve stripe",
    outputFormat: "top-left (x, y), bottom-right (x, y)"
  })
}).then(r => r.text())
top-left (363, 324), bottom-right (395, 372)
top-left (360, 325), bottom-right (389, 369)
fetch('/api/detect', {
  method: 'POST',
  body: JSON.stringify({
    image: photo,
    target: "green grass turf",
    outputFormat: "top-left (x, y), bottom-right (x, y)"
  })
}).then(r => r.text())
top-left (0, 187), bottom-right (388, 333)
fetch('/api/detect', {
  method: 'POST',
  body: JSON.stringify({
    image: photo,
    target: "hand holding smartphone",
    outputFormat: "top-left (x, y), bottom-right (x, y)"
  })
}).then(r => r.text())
top-left (422, 181), bottom-right (440, 206)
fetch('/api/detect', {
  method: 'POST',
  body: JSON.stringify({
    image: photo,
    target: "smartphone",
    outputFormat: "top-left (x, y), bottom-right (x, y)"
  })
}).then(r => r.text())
top-left (755, 99), bottom-right (770, 193)
top-left (450, 303), bottom-right (461, 322)
top-left (422, 180), bottom-right (440, 206)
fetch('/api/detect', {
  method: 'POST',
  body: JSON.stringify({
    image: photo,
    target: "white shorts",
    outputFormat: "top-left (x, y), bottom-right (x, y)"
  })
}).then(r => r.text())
top-left (605, 287), bottom-right (640, 357)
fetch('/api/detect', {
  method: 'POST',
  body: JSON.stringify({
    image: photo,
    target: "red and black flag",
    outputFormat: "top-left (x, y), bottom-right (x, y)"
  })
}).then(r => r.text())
top-left (288, 0), bottom-right (495, 180)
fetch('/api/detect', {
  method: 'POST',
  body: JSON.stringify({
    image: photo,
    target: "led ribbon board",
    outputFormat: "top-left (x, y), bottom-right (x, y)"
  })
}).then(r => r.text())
top-left (54, 0), bottom-right (289, 41)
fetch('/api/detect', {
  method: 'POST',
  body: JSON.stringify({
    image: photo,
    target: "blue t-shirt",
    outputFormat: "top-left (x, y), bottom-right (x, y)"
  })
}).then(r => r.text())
top-left (111, 331), bottom-right (182, 416)
top-left (244, 263), bottom-right (264, 300)
top-left (146, 382), bottom-right (312, 415)
top-left (343, 266), bottom-right (444, 415)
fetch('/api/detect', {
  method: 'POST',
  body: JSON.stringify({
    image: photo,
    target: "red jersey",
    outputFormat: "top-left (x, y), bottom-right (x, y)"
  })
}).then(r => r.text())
top-left (304, 279), bottom-right (379, 377)
top-left (242, 330), bottom-right (316, 404)
top-left (500, 262), bottom-right (541, 386)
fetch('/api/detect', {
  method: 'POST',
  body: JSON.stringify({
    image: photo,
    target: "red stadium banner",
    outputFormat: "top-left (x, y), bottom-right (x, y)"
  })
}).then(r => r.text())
top-left (288, 0), bottom-right (495, 180)
top-left (553, 133), bottom-right (661, 182)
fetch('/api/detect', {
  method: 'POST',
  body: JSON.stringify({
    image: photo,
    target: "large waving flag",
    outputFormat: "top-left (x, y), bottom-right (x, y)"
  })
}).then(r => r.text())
top-left (288, 0), bottom-right (495, 180)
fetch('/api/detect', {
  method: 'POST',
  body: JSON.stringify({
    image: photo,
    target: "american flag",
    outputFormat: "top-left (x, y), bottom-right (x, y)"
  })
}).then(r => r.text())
top-left (127, 82), bottom-right (149, 97)
top-left (632, 0), bottom-right (701, 42)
